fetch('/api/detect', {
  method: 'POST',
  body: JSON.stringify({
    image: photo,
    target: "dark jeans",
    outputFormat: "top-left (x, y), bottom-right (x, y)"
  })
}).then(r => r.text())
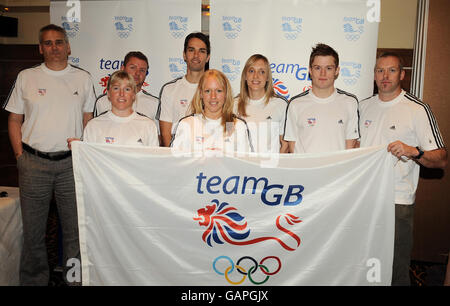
top-left (392, 203), bottom-right (415, 286)
top-left (17, 151), bottom-right (80, 285)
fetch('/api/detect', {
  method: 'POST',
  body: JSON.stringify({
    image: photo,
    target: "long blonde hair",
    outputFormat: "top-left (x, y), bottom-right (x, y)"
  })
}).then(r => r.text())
top-left (189, 69), bottom-right (236, 132)
top-left (237, 54), bottom-right (275, 117)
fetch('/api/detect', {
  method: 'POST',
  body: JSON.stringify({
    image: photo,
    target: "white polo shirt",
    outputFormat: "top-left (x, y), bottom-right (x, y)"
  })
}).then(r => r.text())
top-left (233, 95), bottom-right (288, 153)
top-left (284, 88), bottom-right (359, 153)
top-left (359, 90), bottom-right (445, 204)
top-left (83, 111), bottom-right (159, 146)
top-left (171, 114), bottom-right (253, 154)
top-left (4, 63), bottom-right (96, 152)
top-left (157, 76), bottom-right (198, 133)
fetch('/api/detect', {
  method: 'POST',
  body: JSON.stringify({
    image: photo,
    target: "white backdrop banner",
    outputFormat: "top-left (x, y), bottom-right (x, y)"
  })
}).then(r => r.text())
top-left (72, 143), bottom-right (395, 285)
top-left (50, 0), bottom-right (201, 97)
top-left (210, 0), bottom-right (380, 100)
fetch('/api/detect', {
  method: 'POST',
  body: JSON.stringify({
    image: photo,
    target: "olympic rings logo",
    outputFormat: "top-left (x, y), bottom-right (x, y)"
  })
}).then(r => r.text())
top-left (170, 31), bottom-right (185, 39)
top-left (225, 33), bottom-right (240, 39)
top-left (212, 256), bottom-right (282, 285)
top-left (345, 34), bottom-right (360, 41)
top-left (284, 33), bottom-right (299, 40)
top-left (117, 32), bottom-right (131, 39)
top-left (343, 78), bottom-right (358, 86)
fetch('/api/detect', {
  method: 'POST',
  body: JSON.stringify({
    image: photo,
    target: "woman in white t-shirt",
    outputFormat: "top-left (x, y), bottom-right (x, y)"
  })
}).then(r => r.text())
top-left (68, 71), bottom-right (158, 147)
top-left (235, 54), bottom-right (288, 153)
top-left (171, 69), bottom-right (253, 155)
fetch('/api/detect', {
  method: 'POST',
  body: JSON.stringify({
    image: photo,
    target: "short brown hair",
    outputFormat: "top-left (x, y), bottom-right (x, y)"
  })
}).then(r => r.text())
top-left (309, 43), bottom-right (339, 67)
top-left (123, 51), bottom-right (149, 68)
top-left (376, 52), bottom-right (404, 70)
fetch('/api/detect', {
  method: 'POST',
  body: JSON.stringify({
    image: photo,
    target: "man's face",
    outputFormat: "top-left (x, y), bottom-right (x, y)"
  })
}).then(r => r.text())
top-left (183, 37), bottom-right (210, 73)
top-left (39, 30), bottom-right (71, 64)
top-left (374, 56), bottom-right (405, 96)
top-left (309, 55), bottom-right (339, 91)
top-left (122, 57), bottom-right (148, 91)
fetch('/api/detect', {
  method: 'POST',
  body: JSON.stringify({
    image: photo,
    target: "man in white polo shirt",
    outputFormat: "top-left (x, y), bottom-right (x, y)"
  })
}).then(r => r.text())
top-left (94, 51), bottom-right (159, 137)
top-left (4, 24), bottom-right (96, 285)
top-left (359, 52), bottom-right (447, 286)
top-left (157, 32), bottom-right (211, 147)
top-left (284, 43), bottom-right (359, 153)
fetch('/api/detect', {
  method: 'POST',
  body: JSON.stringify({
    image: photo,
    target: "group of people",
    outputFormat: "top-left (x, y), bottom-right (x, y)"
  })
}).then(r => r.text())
top-left (3, 23), bottom-right (447, 286)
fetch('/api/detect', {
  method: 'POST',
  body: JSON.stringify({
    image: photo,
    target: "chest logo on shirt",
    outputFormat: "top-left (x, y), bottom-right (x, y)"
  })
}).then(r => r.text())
top-left (364, 120), bottom-right (372, 128)
top-left (105, 137), bottom-right (115, 144)
top-left (306, 118), bottom-right (316, 126)
top-left (180, 99), bottom-right (188, 107)
top-left (38, 88), bottom-right (46, 96)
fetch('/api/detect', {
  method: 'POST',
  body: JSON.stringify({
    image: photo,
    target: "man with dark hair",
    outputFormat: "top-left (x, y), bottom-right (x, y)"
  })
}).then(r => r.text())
top-left (359, 52), bottom-right (447, 286)
top-left (94, 51), bottom-right (159, 138)
top-left (284, 43), bottom-right (359, 153)
top-left (4, 24), bottom-right (96, 285)
top-left (157, 32), bottom-right (211, 147)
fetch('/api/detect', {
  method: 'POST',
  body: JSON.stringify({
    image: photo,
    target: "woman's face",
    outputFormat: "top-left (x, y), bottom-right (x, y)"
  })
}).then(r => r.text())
top-left (245, 59), bottom-right (269, 94)
top-left (201, 76), bottom-right (226, 119)
top-left (107, 78), bottom-right (136, 113)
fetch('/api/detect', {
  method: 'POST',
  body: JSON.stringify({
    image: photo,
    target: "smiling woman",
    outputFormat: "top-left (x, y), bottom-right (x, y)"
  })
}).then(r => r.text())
top-left (77, 70), bottom-right (159, 146)
top-left (170, 69), bottom-right (253, 154)
top-left (235, 54), bottom-right (288, 154)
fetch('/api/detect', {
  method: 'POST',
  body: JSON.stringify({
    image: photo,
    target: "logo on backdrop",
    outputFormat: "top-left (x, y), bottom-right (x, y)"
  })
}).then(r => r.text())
top-left (281, 16), bottom-right (302, 40)
top-left (221, 58), bottom-right (241, 81)
top-left (343, 17), bottom-right (365, 41)
top-left (114, 16), bottom-right (133, 39)
top-left (68, 56), bottom-right (80, 67)
top-left (270, 62), bottom-right (310, 82)
top-left (169, 57), bottom-right (187, 79)
top-left (98, 75), bottom-right (149, 94)
top-left (340, 61), bottom-right (362, 86)
top-left (169, 16), bottom-right (188, 39)
top-left (60, 16), bottom-right (79, 38)
top-left (222, 16), bottom-right (242, 39)
top-left (272, 78), bottom-right (290, 100)
top-left (193, 199), bottom-right (302, 251)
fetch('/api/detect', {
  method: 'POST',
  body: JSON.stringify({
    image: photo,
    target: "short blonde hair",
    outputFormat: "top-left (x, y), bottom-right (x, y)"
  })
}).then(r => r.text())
top-left (189, 69), bottom-right (235, 132)
top-left (107, 70), bottom-right (137, 93)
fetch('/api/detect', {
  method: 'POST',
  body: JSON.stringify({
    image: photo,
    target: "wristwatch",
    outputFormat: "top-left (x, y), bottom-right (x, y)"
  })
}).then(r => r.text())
top-left (414, 146), bottom-right (424, 159)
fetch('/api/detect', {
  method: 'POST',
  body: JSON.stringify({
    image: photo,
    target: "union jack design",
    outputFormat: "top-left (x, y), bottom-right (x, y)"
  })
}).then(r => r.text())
top-left (272, 78), bottom-right (290, 100)
top-left (193, 199), bottom-right (302, 251)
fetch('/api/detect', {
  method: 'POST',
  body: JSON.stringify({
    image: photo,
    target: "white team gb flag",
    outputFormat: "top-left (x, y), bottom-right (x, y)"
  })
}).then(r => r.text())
top-left (72, 142), bottom-right (395, 285)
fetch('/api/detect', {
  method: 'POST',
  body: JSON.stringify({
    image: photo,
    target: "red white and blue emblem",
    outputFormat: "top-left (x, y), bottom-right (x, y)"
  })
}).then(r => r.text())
top-left (307, 118), bottom-right (316, 126)
top-left (272, 78), bottom-right (290, 100)
top-left (193, 199), bottom-right (302, 251)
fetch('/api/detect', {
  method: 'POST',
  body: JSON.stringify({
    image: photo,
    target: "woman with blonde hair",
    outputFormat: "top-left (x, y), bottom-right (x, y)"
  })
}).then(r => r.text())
top-left (171, 69), bottom-right (253, 154)
top-left (68, 70), bottom-right (159, 147)
top-left (235, 54), bottom-right (288, 153)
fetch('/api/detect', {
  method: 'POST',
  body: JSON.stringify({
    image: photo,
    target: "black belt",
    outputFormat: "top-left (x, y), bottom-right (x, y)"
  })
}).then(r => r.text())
top-left (22, 142), bottom-right (72, 161)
